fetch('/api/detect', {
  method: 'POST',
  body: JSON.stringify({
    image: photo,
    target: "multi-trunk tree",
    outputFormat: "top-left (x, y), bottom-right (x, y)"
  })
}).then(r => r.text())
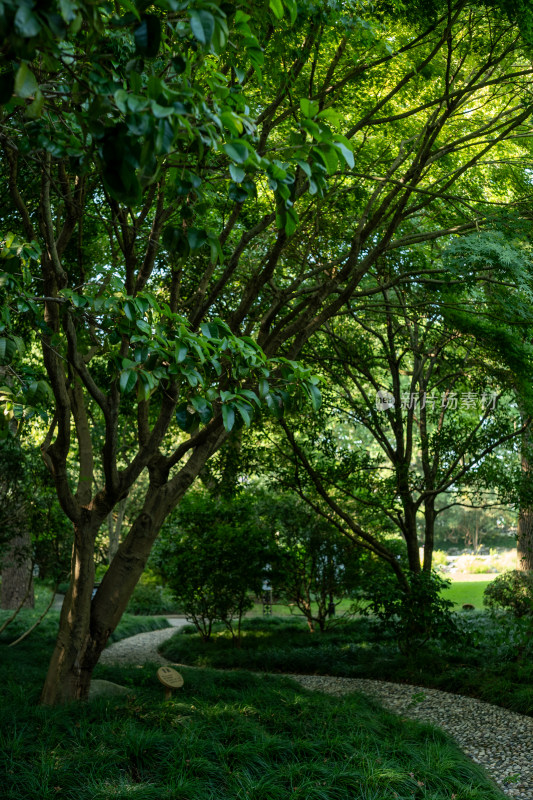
top-left (1, 0), bottom-right (533, 702)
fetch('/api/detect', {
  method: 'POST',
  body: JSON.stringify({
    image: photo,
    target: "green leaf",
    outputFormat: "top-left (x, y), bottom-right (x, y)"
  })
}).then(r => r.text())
top-left (188, 228), bottom-right (208, 251)
top-left (266, 392), bottom-right (283, 419)
top-left (119, 370), bottom-right (137, 393)
top-left (134, 15), bottom-right (161, 58)
top-left (236, 402), bottom-right (252, 427)
top-left (14, 5), bottom-right (41, 37)
top-left (333, 137), bottom-right (355, 168)
top-left (220, 111), bottom-right (243, 136)
top-left (163, 226), bottom-right (189, 256)
top-left (190, 9), bottom-right (215, 45)
top-left (269, 0), bottom-right (284, 19)
top-left (317, 143), bottom-right (339, 174)
top-left (25, 89), bottom-right (45, 119)
top-left (136, 319), bottom-right (151, 334)
top-left (123, 301), bottom-right (136, 321)
top-left (175, 403), bottom-right (198, 432)
top-left (223, 141), bottom-right (249, 164)
top-left (222, 404), bottom-right (235, 431)
top-left (0, 338), bottom-right (16, 366)
top-left (308, 383), bottom-right (322, 410)
top-left (229, 163), bottom-right (246, 183)
top-left (14, 64), bottom-right (38, 99)
top-left (300, 98), bottom-right (319, 118)
top-left (259, 378), bottom-right (269, 398)
top-left (176, 343), bottom-right (188, 363)
top-left (191, 396), bottom-right (213, 424)
top-left (285, 0), bottom-right (298, 23)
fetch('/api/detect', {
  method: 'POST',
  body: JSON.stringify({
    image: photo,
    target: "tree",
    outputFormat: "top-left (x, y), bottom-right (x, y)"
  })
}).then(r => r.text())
top-left (1, 0), bottom-right (533, 702)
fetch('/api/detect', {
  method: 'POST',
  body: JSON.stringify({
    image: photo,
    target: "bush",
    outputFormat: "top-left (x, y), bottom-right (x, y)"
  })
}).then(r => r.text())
top-left (432, 550), bottom-right (448, 570)
top-left (151, 492), bottom-right (273, 640)
top-left (125, 582), bottom-right (181, 616)
top-left (483, 570), bottom-right (533, 617)
top-left (363, 570), bottom-right (457, 652)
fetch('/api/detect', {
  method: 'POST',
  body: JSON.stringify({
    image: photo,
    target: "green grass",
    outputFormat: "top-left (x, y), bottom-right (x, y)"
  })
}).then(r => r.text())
top-left (0, 625), bottom-right (506, 800)
top-left (441, 580), bottom-right (492, 608)
top-left (160, 614), bottom-right (533, 716)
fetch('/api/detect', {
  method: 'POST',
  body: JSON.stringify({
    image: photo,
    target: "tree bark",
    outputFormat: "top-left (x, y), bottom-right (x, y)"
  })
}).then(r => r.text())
top-left (107, 497), bottom-right (126, 563)
top-left (40, 513), bottom-right (98, 704)
top-left (1, 531), bottom-right (34, 610)
top-left (518, 508), bottom-right (533, 570)
top-left (518, 427), bottom-right (533, 571)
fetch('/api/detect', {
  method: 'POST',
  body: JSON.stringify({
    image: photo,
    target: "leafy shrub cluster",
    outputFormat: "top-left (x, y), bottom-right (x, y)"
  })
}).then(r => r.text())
top-left (151, 492), bottom-right (272, 640)
top-left (126, 583), bottom-right (181, 616)
top-left (483, 570), bottom-right (533, 617)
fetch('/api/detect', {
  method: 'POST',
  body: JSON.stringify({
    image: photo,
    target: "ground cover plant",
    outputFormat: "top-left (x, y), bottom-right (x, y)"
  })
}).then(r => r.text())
top-left (0, 606), bottom-right (170, 647)
top-left (160, 614), bottom-right (533, 716)
top-left (0, 626), bottom-right (507, 800)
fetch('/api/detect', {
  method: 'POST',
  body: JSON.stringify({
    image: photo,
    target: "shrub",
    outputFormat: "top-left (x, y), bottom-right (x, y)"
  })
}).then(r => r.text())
top-left (483, 570), bottom-right (533, 617)
top-left (151, 492), bottom-right (273, 641)
top-left (432, 550), bottom-right (448, 570)
top-left (125, 583), bottom-right (180, 616)
top-left (363, 570), bottom-right (457, 652)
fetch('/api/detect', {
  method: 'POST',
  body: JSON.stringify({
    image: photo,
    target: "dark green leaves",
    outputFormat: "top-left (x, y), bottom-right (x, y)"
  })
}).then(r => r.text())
top-left (0, 337), bottom-right (17, 366)
top-left (134, 15), bottom-right (161, 58)
top-left (189, 9), bottom-right (215, 45)
top-left (14, 63), bottom-right (38, 99)
top-left (14, 4), bottom-right (41, 38)
top-left (223, 141), bottom-right (249, 163)
top-left (176, 402), bottom-right (198, 432)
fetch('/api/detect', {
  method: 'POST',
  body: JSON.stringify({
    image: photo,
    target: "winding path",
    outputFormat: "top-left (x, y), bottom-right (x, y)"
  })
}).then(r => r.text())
top-left (101, 624), bottom-right (533, 800)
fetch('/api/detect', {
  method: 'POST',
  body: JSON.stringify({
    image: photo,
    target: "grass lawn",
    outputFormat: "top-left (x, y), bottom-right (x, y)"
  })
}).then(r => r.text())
top-left (0, 624), bottom-right (506, 800)
top-left (441, 579), bottom-right (494, 609)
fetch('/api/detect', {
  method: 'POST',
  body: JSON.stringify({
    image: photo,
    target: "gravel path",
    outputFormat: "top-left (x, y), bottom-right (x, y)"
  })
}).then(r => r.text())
top-left (100, 619), bottom-right (189, 667)
top-left (101, 625), bottom-right (533, 799)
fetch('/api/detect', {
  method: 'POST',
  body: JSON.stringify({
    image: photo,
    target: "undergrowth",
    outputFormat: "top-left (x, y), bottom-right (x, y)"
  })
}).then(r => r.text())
top-left (0, 629), bottom-right (506, 800)
top-left (160, 614), bottom-right (533, 715)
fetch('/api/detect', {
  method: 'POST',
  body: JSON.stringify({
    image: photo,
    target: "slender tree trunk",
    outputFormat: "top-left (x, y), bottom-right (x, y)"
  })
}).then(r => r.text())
top-left (1, 530), bottom-right (34, 609)
top-left (403, 503), bottom-right (421, 573)
top-left (518, 427), bottom-right (533, 571)
top-left (422, 498), bottom-right (436, 572)
top-left (518, 508), bottom-right (533, 570)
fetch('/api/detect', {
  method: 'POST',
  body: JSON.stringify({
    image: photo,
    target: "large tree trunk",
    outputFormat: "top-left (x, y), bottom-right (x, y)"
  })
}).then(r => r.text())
top-left (1, 530), bottom-right (34, 610)
top-left (40, 439), bottom-right (218, 704)
top-left (40, 506), bottom-right (163, 704)
top-left (40, 514), bottom-right (98, 704)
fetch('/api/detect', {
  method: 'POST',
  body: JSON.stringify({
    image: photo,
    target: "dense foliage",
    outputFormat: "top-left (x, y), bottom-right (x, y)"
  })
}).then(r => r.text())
top-left (483, 570), bottom-right (533, 617)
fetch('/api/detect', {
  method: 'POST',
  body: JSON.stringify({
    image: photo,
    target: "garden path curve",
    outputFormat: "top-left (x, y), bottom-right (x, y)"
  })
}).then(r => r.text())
top-left (100, 625), bottom-right (533, 800)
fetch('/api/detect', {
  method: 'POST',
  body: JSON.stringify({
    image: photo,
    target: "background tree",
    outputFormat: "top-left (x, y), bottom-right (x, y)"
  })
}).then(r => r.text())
top-left (265, 493), bottom-right (364, 632)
